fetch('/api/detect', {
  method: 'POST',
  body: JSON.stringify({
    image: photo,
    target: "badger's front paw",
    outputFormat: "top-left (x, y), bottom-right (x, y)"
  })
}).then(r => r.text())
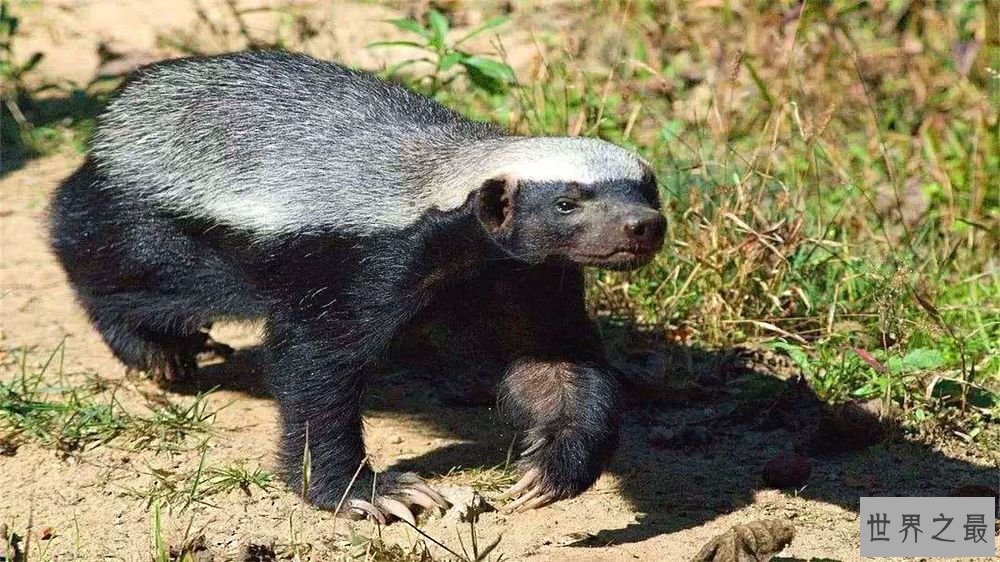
top-left (502, 432), bottom-right (613, 512)
top-left (502, 466), bottom-right (555, 511)
top-left (336, 471), bottom-right (451, 526)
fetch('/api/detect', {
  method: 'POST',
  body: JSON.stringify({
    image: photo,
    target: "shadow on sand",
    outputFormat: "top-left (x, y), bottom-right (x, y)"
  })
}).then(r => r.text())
top-left (1, 88), bottom-right (107, 177)
top-left (169, 327), bottom-right (998, 549)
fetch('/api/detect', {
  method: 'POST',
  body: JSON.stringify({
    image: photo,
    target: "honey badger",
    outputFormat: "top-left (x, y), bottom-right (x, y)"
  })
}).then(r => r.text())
top-left (49, 51), bottom-right (666, 523)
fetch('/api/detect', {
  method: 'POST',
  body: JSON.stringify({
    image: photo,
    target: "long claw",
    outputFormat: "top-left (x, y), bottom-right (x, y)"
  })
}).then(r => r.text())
top-left (379, 497), bottom-right (417, 526)
top-left (516, 492), bottom-right (556, 512)
top-left (411, 481), bottom-right (451, 509)
top-left (347, 499), bottom-right (386, 525)
top-left (505, 486), bottom-right (542, 512)
top-left (404, 488), bottom-right (442, 512)
top-left (520, 438), bottom-right (547, 458)
top-left (501, 468), bottom-right (539, 500)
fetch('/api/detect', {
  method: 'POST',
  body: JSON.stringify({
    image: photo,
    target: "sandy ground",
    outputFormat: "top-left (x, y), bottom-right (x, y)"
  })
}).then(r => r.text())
top-left (2, 2), bottom-right (998, 561)
top-left (13, 0), bottom-right (409, 84)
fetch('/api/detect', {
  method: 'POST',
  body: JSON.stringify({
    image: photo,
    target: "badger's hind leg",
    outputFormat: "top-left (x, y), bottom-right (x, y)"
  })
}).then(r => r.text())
top-left (79, 291), bottom-right (233, 383)
top-left (49, 160), bottom-right (245, 383)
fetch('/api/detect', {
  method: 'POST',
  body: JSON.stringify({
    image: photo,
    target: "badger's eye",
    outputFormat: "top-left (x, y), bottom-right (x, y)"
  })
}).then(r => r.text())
top-left (555, 199), bottom-right (579, 214)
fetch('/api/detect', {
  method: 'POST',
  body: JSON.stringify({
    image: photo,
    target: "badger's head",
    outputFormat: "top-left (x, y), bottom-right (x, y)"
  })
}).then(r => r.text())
top-left (474, 138), bottom-right (665, 270)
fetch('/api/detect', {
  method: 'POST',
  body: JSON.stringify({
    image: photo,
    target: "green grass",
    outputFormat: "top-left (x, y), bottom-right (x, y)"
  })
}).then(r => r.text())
top-left (205, 460), bottom-right (275, 496)
top-left (438, 435), bottom-right (519, 495)
top-left (125, 452), bottom-right (275, 512)
top-left (150, 503), bottom-right (213, 562)
top-left (417, 1), bottom-right (997, 447)
top-left (440, 464), bottom-right (519, 496)
top-left (1, 342), bottom-right (126, 454)
top-left (0, 343), bottom-right (222, 454)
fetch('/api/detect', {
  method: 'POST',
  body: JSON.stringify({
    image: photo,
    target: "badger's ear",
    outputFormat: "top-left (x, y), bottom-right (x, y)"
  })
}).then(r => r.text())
top-left (475, 175), bottom-right (518, 234)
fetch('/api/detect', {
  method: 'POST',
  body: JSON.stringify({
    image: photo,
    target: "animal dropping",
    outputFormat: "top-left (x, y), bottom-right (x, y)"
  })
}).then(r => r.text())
top-left (49, 51), bottom-right (666, 525)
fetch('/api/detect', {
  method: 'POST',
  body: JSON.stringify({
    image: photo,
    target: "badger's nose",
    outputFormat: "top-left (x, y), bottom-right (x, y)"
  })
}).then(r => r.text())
top-left (622, 210), bottom-right (666, 246)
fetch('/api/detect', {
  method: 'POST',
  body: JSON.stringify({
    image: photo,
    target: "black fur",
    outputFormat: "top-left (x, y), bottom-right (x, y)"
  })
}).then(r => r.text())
top-left (49, 51), bottom-right (665, 516)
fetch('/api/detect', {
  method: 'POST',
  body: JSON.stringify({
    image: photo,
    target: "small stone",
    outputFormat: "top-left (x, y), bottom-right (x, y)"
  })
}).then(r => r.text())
top-left (762, 453), bottom-right (812, 489)
top-left (437, 485), bottom-right (495, 525)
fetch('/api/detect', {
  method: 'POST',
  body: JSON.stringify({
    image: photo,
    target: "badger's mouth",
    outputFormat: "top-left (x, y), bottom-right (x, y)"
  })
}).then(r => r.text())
top-left (570, 245), bottom-right (659, 269)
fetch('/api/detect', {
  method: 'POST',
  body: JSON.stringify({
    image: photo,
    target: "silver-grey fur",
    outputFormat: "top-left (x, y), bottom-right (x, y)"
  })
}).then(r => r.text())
top-left (91, 52), bottom-right (648, 238)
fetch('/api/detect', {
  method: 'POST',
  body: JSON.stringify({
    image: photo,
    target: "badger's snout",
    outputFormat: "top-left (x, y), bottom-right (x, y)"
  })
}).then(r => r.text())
top-left (621, 208), bottom-right (666, 250)
top-left (565, 204), bottom-right (665, 270)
